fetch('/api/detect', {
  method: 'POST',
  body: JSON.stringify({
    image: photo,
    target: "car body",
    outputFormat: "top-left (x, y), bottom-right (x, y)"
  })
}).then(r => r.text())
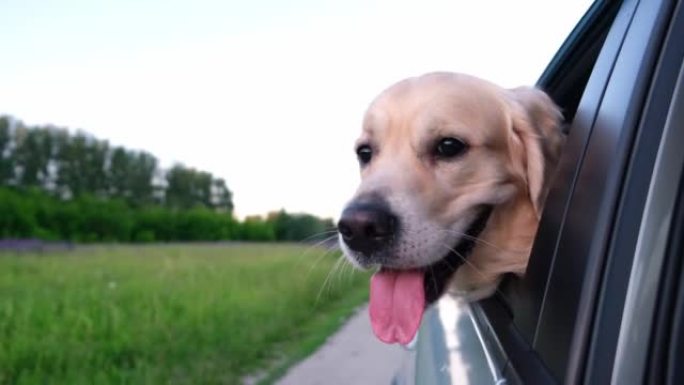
top-left (398, 0), bottom-right (684, 383)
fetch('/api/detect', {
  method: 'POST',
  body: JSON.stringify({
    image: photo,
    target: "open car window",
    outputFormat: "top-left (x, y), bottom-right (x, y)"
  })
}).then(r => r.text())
top-left (409, 0), bottom-right (619, 382)
top-left (473, 0), bottom-right (684, 383)
top-left (410, 0), bottom-right (684, 384)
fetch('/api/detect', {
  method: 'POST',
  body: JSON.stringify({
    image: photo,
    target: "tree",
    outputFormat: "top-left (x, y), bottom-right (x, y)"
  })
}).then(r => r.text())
top-left (55, 132), bottom-right (108, 198)
top-left (128, 151), bottom-right (157, 206)
top-left (268, 210), bottom-right (335, 241)
top-left (0, 116), bottom-right (13, 185)
top-left (13, 126), bottom-right (55, 189)
top-left (240, 215), bottom-right (276, 241)
top-left (55, 132), bottom-right (86, 198)
top-left (0, 115), bottom-right (247, 243)
top-left (107, 147), bottom-right (158, 206)
top-left (211, 178), bottom-right (234, 213)
top-left (107, 146), bottom-right (132, 199)
top-left (83, 136), bottom-right (109, 197)
top-left (165, 164), bottom-right (213, 209)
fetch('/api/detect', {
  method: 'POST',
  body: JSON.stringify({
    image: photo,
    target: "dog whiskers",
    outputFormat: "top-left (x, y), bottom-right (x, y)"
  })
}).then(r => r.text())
top-left (315, 254), bottom-right (349, 305)
top-left (397, 227), bottom-right (516, 254)
top-left (424, 228), bottom-right (525, 254)
top-left (299, 229), bottom-right (340, 243)
top-left (342, 258), bottom-right (355, 284)
top-left (302, 234), bottom-right (341, 277)
top-left (299, 233), bottom-right (339, 259)
top-left (439, 243), bottom-right (513, 304)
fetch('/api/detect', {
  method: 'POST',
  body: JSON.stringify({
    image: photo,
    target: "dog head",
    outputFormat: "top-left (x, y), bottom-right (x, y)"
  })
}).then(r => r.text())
top-left (337, 72), bottom-right (563, 344)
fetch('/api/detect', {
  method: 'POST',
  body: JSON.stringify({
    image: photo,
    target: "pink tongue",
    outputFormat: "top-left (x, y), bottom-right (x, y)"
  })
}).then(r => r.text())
top-left (369, 269), bottom-right (425, 344)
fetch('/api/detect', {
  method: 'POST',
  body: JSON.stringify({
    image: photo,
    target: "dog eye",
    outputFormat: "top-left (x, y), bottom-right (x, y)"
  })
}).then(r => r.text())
top-left (435, 137), bottom-right (468, 159)
top-left (356, 145), bottom-right (373, 165)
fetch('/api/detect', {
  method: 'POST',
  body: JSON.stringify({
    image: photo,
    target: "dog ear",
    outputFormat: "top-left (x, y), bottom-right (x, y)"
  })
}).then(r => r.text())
top-left (507, 87), bottom-right (564, 217)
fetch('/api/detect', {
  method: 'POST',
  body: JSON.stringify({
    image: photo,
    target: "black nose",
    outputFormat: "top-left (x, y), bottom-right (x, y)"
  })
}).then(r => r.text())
top-left (337, 202), bottom-right (397, 255)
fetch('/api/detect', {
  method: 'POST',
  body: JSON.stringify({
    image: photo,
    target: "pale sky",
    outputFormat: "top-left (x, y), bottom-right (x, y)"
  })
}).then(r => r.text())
top-left (0, 0), bottom-right (592, 219)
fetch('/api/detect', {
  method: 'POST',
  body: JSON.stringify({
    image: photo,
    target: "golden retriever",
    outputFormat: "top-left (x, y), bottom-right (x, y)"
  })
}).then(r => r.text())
top-left (337, 72), bottom-right (564, 344)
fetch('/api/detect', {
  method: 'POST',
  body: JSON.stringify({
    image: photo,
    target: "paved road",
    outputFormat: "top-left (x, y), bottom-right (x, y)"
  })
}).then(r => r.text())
top-left (275, 305), bottom-right (414, 385)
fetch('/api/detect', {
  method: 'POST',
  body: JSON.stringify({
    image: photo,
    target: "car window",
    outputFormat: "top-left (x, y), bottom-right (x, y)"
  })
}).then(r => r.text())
top-left (410, 1), bottom-right (620, 383)
top-left (497, 0), bottom-right (626, 344)
top-left (472, 0), bottom-right (682, 383)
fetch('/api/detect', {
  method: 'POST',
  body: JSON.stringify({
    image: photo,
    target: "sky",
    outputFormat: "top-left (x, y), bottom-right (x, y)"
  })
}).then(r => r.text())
top-left (0, 0), bottom-right (592, 220)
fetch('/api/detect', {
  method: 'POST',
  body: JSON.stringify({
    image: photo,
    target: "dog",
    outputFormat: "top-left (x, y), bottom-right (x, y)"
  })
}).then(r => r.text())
top-left (337, 72), bottom-right (564, 344)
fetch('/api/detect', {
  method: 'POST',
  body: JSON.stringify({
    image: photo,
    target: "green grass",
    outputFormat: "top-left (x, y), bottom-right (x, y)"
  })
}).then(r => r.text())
top-left (0, 243), bottom-right (369, 385)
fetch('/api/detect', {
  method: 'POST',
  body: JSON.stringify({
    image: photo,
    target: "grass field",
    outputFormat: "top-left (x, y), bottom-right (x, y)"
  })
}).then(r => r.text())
top-left (0, 243), bottom-right (369, 385)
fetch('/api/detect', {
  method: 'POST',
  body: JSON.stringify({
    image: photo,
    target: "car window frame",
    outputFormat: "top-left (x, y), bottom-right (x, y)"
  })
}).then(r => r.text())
top-left (585, 2), bottom-right (684, 383)
top-left (610, 24), bottom-right (684, 384)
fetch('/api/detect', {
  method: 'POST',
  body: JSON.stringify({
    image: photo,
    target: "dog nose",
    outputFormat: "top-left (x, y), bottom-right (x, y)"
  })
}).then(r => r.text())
top-left (337, 203), bottom-right (397, 254)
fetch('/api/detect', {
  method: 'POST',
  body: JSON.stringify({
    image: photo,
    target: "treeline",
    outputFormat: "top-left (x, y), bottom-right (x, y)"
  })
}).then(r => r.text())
top-left (0, 116), bottom-right (335, 243)
top-left (0, 116), bottom-right (232, 210)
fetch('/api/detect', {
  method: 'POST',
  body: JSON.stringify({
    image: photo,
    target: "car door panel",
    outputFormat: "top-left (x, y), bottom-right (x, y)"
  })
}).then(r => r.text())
top-left (585, 2), bottom-right (684, 383)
